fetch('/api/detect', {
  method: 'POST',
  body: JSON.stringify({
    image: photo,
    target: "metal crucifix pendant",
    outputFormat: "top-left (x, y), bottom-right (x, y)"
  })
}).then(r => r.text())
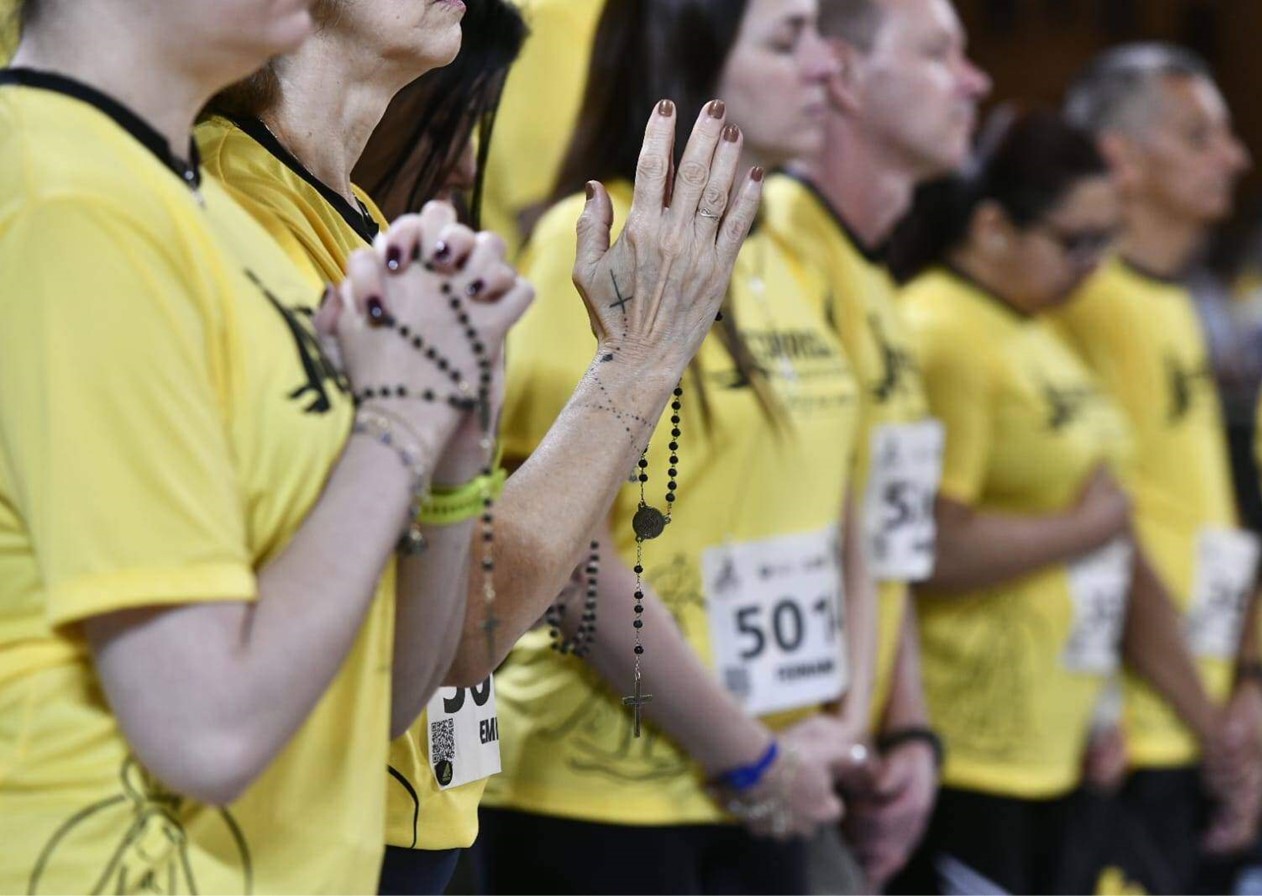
top-left (623, 674), bottom-right (653, 737)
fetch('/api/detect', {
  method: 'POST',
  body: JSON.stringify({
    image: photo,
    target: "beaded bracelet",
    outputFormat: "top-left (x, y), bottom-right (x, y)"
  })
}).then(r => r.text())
top-left (352, 405), bottom-right (431, 554)
top-left (877, 726), bottom-right (945, 770)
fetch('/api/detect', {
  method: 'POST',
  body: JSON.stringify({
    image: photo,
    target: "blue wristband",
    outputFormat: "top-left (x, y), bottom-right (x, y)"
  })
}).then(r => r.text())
top-left (716, 741), bottom-right (779, 792)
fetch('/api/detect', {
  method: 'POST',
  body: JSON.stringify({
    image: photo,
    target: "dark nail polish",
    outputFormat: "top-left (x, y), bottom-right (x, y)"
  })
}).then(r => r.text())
top-left (585, 181), bottom-right (596, 200)
top-left (716, 310), bottom-right (725, 322)
top-left (708, 99), bottom-right (726, 119)
top-left (723, 124), bottom-right (740, 143)
top-left (751, 166), bottom-right (765, 183)
top-left (466, 279), bottom-right (485, 298)
top-left (367, 297), bottom-right (388, 326)
top-left (385, 246), bottom-right (402, 272)
top-left (657, 99), bottom-right (674, 117)
top-left (433, 241), bottom-right (451, 262)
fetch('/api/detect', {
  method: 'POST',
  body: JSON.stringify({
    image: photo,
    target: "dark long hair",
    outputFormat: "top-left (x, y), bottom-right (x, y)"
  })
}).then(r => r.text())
top-left (553, 0), bottom-right (779, 425)
top-left (890, 108), bottom-right (1110, 283)
top-left (353, 0), bottom-right (528, 224)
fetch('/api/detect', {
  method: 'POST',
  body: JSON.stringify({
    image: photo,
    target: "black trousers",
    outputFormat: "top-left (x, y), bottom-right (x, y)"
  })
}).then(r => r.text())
top-left (378, 845), bottom-right (462, 895)
top-left (473, 807), bottom-right (809, 895)
top-left (888, 786), bottom-right (1087, 895)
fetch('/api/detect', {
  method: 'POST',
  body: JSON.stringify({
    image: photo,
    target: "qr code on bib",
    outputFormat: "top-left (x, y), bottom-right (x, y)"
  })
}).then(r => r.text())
top-left (431, 718), bottom-right (456, 762)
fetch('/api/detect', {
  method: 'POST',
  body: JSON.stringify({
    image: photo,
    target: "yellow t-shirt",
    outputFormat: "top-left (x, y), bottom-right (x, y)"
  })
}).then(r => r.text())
top-left (481, 0), bottom-right (603, 254)
top-left (1052, 257), bottom-right (1240, 768)
top-left (764, 173), bottom-right (934, 729)
top-left (904, 268), bottom-right (1132, 800)
top-left (0, 70), bottom-right (392, 893)
top-left (197, 115), bottom-right (486, 851)
top-left (1, 1), bottom-right (16, 63)
top-left (481, 183), bottom-right (860, 825)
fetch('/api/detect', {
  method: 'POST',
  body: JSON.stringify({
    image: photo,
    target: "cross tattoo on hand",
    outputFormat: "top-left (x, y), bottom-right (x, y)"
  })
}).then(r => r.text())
top-left (623, 674), bottom-right (653, 737)
top-left (609, 271), bottom-right (634, 310)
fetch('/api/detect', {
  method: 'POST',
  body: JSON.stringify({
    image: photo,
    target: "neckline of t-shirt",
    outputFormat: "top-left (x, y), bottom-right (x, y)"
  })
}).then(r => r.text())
top-left (0, 67), bottom-right (202, 192)
top-left (942, 263), bottom-right (1034, 320)
top-left (779, 169), bottom-right (890, 265)
top-left (225, 114), bottom-right (380, 245)
top-left (1118, 255), bottom-right (1184, 288)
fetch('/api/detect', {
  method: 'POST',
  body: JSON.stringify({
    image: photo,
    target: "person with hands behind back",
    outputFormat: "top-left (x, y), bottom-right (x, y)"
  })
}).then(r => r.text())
top-left (0, 0), bottom-right (525, 892)
top-left (888, 109), bottom-right (1242, 895)
top-left (476, 0), bottom-right (883, 892)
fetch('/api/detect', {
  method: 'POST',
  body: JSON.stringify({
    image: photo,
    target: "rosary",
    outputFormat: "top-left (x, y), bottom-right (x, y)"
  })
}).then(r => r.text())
top-left (355, 270), bottom-right (501, 662)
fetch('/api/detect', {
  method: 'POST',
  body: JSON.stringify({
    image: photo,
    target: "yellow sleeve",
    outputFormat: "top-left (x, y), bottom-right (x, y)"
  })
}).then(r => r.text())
top-left (914, 316), bottom-right (995, 505)
top-left (0, 199), bottom-right (257, 628)
top-left (501, 195), bottom-right (598, 463)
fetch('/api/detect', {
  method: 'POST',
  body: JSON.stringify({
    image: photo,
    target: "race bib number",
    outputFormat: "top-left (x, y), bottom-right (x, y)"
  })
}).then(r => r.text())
top-left (426, 675), bottom-right (501, 790)
top-left (704, 525), bottom-right (849, 716)
top-left (1063, 539), bottom-right (1133, 673)
top-left (864, 420), bottom-right (944, 581)
top-left (1187, 528), bottom-right (1260, 659)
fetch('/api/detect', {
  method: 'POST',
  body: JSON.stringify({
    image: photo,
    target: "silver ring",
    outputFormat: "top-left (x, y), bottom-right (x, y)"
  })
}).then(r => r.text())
top-left (698, 209), bottom-right (721, 220)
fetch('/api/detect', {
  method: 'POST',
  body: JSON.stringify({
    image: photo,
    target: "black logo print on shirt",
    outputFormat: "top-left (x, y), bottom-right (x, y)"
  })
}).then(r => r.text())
top-left (868, 314), bottom-right (918, 404)
top-left (1165, 353), bottom-right (1214, 424)
top-left (245, 270), bottom-right (350, 414)
top-left (1042, 382), bottom-right (1097, 431)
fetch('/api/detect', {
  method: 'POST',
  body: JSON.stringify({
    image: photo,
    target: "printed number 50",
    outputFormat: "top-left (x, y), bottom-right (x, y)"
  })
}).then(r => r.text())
top-left (443, 676), bottom-right (492, 714)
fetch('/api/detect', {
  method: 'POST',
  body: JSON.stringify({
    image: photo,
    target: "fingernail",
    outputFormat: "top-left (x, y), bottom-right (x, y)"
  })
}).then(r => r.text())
top-left (385, 246), bottom-right (402, 272)
top-left (366, 297), bottom-right (389, 327)
top-left (466, 279), bottom-right (485, 297)
top-left (707, 99), bottom-right (726, 119)
top-left (433, 241), bottom-right (451, 262)
top-left (657, 99), bottom-right (674, 117)
top-left (585, 181), bottom-right (596, 200)
top-left (751, 166), bottom-right (765, 182)
top-left (723, 124), bottom-right (740, 143)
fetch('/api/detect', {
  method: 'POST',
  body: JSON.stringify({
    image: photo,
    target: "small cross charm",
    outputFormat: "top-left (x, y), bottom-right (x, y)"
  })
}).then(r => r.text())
top-left (482, 612), bottom-right (501, 660)
top-left (622, 674), bottom-right (653, 737)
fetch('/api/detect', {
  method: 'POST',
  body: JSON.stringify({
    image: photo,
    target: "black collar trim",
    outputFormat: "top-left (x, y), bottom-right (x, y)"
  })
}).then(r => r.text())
top-left (1119, 255), bottom-right (1183, 287)
top-left (943, 263), bottom-right (1033, 320)
top-left (781, 169), bottom-right (890, 264)
top-left (0, 67), bottom-right (202, 191)
top-left (225, 115), bottom-right (380, 244)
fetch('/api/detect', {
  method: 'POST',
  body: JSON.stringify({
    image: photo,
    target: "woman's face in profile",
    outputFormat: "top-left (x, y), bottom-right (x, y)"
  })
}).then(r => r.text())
top-left (715, 0), bottom-right (837, 167)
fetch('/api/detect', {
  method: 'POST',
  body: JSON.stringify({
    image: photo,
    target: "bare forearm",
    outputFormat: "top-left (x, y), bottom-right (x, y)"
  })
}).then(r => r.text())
top-left (392, 517), bottom-right (476, 735)
top-left (90, 433), bottom-right (445, 803)
top-left (567, 525), bottom-right (773, 777)
top-left (444, 355), bottom-right (682, 685)
top-left (837, 498), bottom-right (877, 733)
top-left (880, 604), bottom-right (930, 731)
top-left (928, 498), bottom-right (1105, 593)
top-left (1123, 546), bottom-right (1216, 742)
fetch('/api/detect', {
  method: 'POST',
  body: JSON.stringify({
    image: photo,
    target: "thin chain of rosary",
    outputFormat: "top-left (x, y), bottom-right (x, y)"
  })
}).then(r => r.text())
top-left (624, 383), bottom-right (684, 736)
top-left (546, 540), bottom-right (601, 657)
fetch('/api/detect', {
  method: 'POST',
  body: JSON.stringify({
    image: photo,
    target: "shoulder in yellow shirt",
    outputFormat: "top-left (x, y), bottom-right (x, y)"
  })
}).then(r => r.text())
top-left (0, 71), bottom-right (392, 894)
top-left (484, 182), bottom-right (860, 825)
top-left (1053, 257), bottom-right (1245, 768)
top-left (481, 0), bottom-right (604, 254)
top-left (904, 267), bottom-right (1131, 799)
top-left (197, 113), bottom-right (488, 851)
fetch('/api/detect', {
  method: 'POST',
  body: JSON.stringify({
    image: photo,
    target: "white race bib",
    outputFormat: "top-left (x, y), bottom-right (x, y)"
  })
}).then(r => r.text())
top-left (426, 675), bottom-right (501, 790)
top-left (1187, 528), bottom-right (1260, 659)
top-left (864, 420), bottom-right (944, 582)
top-left (1063, 539), bottom-right (1133, 673)
top-left (704, 525), bottom-right (849, 716)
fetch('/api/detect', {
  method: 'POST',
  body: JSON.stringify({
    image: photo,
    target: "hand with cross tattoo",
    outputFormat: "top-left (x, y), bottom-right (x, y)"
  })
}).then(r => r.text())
top-left (571, 98), bottom-right (763, 374)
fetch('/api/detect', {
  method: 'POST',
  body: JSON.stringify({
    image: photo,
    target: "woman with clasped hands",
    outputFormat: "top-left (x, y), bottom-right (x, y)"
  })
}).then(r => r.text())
top-left (0, 1), bottom-right (524, 892)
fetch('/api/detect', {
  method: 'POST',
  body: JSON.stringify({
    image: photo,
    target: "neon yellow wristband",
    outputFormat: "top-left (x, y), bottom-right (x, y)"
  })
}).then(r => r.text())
top-left (417, 465), bottom-right (507, 525)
